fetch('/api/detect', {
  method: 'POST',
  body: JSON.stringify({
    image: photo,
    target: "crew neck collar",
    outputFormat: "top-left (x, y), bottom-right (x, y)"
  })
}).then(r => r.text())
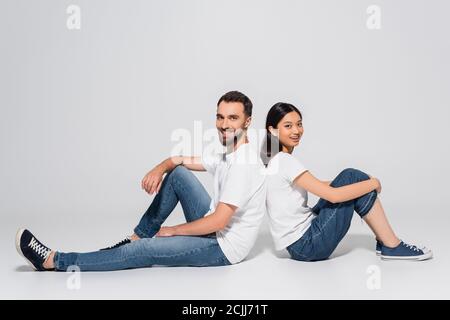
top-left (223, 142), bottom-right (250, 161)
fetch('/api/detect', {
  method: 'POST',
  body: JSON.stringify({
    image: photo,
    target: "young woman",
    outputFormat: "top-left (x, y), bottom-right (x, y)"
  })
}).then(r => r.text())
top-left (262, 102), bottom-right (432, 261)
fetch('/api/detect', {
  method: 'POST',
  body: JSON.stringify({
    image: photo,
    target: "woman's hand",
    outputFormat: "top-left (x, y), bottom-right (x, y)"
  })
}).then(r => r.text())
top-left (141, 165), bottom-right (165, 194)
top-left (369, 175), bottom-right (382, 194)
top-left (156, 226), bottom-right (177, 237)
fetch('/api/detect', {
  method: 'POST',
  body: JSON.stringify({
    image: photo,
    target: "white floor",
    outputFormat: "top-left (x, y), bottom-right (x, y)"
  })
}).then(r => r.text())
top-left (2, 212), bottom-right (449, 300)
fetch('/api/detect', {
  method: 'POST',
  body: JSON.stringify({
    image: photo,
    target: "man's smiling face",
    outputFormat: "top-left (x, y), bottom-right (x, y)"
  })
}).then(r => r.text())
top-left (216, 101), bottom-right (250, 146)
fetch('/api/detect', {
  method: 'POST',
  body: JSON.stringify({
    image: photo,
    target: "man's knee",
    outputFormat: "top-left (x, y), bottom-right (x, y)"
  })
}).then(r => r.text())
top-left (166, 165), bottom-right (196, 187)
top-left (168, 165), bottom-right (189, 179)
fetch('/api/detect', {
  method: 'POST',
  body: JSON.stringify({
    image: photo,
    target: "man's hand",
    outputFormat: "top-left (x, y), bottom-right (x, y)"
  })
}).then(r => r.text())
top-left (141, 165), bottom-right (165, 194)
top-left (155, 226), bottom-right (177, 237)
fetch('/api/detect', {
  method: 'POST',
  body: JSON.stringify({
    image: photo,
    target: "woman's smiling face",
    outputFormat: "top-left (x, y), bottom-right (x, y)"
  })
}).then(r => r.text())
top-left (270, 111), bottom-right (303, 152)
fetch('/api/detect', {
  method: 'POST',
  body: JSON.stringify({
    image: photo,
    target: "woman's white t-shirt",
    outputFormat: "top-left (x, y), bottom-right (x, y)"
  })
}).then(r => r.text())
top-left (266, 152), bottom-right (316, 250)
top-left (201, 143), bottom-right (267, 264)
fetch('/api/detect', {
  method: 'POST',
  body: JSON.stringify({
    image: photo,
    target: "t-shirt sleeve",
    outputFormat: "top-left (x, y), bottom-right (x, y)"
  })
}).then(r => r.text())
top-left (200, 150), bottom-right (219, 175)
top-left (280, 153), bottom-right (308, 183)
top-left (219, 163), bottom-right (256, 209)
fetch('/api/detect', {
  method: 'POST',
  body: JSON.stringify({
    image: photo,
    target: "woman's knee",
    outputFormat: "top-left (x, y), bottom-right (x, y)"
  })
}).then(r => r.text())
top-left (338, 168), bottom-right (370, 181)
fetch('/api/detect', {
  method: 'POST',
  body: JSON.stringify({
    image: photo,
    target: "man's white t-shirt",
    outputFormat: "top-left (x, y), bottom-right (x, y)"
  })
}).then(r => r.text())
top-left (266, 152), bottom-right (316, 251)
top-left (201, 143), bottom-right (266, 264)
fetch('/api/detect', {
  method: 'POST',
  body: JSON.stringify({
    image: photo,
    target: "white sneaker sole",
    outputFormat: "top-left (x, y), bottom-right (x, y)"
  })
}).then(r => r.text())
top-left (15, 228), bottom-right (38, 271)
top-left (376, 250), bottom-right (381, 256)
top-left (381, 250), bottom-right (433, 261)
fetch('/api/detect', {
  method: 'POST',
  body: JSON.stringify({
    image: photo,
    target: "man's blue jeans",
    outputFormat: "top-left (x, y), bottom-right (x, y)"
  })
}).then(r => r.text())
top-left (286, 168), bottom-right (377, 261)
top-left (54, 166), bottom-right (231, 271)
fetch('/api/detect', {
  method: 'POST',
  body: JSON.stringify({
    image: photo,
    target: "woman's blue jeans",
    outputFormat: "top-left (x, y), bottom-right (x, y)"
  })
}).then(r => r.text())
top-left (286, 168), bottom-right (378, 262)
top-left (54, 166), bottom-right (231, 271)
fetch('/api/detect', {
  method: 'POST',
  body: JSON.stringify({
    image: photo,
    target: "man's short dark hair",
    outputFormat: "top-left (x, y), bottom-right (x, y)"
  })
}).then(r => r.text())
top-left (217, 91), bottom-right (253, 117)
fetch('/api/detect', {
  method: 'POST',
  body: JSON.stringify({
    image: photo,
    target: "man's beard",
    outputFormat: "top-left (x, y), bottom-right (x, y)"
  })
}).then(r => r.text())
top-left (219, 128), bottom-right (245, 147)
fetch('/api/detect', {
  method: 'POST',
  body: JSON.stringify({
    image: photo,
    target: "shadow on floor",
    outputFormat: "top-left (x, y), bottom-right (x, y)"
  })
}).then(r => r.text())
top-left (15, 265), bottom-right (34, 272)
top-left (247, 232), bottom-right (375, 261)
top-left (330, 233), bottom-right (375, 259)
top-left (247, 230), bottom-right (291, 260)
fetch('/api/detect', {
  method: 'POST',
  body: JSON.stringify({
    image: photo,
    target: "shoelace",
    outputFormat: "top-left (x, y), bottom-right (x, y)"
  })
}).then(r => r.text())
top-left (404, 243), bottom-right (421, 252)
top-left (28, 237), bottom-right (51, 260)
top-left (106, 238), bottom-right (130, 249)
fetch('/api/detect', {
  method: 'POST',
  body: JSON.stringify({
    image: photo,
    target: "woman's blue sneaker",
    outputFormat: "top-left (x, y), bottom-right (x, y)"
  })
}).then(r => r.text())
top-left (376, 239), bottom-right (382, 255)
top-left (15, 228), bottom-right (53, 271)
top-left (380, 240), bottom-right (433, 261)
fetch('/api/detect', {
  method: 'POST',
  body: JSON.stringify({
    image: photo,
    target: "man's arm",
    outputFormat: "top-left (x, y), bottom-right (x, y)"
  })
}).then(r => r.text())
top-left (161, 156), bottom-right (206, 172)
top-left (156, 202), bottom-right (236, 237)
top-left (142, 156), bottom-right (205, 194)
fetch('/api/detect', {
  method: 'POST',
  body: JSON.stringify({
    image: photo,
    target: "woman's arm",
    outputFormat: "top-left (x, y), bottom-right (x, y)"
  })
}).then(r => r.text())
top-left (294, 171), bottom-right (379, 204)
top-left (156, 202), bottom-right (237, 237)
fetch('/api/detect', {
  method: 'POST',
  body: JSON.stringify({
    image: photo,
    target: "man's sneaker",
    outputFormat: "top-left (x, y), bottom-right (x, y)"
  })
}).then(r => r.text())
top-left (16, 228), bottom-right (53, 271)
top-left (380, 240), bottom-right (433, 261)
top-left (100, 237), bottom-right (131, 251)
top-left (376, 239), bottom-right (382, 256)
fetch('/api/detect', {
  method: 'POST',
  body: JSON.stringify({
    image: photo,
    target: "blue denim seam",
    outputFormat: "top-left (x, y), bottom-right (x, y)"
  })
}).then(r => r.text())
top-left (359, 191), bottom-right (376, 217)
top-left (288, 204), bottom-right (340, 259)
top-left (54, 252), bottom-right (62, 269)
top-left (67, 241), bottom-right (220, 268)
top-left (133, 227), bottom-right (149, 239)
top-left (135, 180), bottom-right (175, 238)
top-left (310, 204), bottom-right (341, 240)
top-left (305, 205), bottom-right (342, 260)
top-left (172, 176), bottom-right (199, 221)
top-left (56, 252), bottom-right (74, 271)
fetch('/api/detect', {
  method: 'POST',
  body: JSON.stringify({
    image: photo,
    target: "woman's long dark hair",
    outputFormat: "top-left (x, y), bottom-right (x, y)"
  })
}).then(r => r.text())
top-left (261, 102), bottom-right (303, 166)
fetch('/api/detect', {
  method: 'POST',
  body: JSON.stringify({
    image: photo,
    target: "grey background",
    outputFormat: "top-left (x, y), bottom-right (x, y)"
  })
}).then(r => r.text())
top-left (1, 0), bottom-right (449, 299)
